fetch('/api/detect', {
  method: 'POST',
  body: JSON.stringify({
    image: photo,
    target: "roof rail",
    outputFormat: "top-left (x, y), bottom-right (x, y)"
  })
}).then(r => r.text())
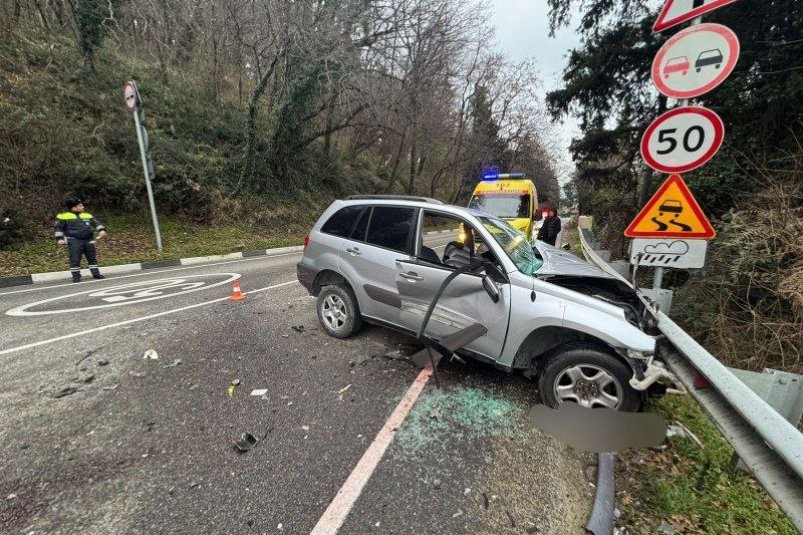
top-left (344, 195), bottom-right (444, 205)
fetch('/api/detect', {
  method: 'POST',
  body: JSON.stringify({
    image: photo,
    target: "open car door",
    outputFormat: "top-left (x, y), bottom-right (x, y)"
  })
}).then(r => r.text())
top-left (394, 259), bottom-right (511, 366)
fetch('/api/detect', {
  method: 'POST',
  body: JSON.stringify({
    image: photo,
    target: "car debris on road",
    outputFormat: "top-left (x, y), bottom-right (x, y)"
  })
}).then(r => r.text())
top-left (232, 432), bottom-right (258, 453)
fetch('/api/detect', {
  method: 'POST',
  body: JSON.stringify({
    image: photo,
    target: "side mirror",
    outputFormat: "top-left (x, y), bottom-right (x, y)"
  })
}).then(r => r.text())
top-left (482, 275), bottom-right (500, 303)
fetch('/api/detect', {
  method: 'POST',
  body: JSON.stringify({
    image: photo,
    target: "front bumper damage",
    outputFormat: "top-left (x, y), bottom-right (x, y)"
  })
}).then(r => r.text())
top-left (625, 350), bottom-right (687, 395)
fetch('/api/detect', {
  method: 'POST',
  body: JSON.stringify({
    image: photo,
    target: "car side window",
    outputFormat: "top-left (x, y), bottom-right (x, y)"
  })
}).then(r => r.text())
top-left (365, 206), bottom-right (415, 253)
top-left (321, 206), bottom-right (363, 237)
top-left (419, 211), bottom-right (503, 273)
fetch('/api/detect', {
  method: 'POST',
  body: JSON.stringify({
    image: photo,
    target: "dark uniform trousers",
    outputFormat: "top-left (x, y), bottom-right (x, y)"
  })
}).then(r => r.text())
top-left (67, 239), bottom-right (100, 277)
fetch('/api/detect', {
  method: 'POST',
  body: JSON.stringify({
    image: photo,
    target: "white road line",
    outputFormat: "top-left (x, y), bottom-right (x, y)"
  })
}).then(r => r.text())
top-left (0, 252), bottom-right (302, 296)
top-left (310, 366), bottom-right (433, 535)
top-left (7, 273), bottom-right (240, 316)
top-left (0, 280), bottom-right (298, 357)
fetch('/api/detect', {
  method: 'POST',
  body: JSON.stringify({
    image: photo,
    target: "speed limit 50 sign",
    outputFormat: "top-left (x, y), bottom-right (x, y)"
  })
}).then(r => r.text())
top-left (640, 106), bottom-right (724, 174)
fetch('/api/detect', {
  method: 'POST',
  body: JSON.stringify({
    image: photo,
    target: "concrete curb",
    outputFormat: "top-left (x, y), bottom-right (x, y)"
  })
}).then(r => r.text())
top-left (2, 246), bottom-right (304, 288)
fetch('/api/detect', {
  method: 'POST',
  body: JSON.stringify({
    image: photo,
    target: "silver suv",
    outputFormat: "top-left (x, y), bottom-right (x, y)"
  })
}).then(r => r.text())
top-left (297, 196), bottom-right (671, 411)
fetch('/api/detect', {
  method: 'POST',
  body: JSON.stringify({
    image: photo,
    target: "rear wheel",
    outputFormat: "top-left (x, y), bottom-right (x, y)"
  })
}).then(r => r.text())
top-left (537, 345), bottom-right (641, 412)
top-left (317, 284), bottom-right (362, 339)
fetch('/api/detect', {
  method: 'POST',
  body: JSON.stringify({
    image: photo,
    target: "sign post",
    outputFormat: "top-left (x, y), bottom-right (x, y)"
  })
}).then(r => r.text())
top-left (124, 81), bottom-right (163, 253)
top-left (632, 1), bottom-right (740, 291)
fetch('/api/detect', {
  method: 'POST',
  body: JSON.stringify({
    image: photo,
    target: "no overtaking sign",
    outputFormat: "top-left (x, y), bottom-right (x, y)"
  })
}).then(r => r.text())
top-left (652, 23), bottom-right (740, 99)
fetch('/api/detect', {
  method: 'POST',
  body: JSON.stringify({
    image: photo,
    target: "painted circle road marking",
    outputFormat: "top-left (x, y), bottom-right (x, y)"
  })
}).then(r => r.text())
top-left (652, 23), bottom-right (740, 100)
top-left (6, 273), bottom-right (239, 316)
top-left (640, 106), bottom-right (724, 174)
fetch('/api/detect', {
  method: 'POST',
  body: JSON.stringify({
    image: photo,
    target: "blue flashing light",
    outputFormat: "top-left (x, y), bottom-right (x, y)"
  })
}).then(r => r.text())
top-left (481, 167), bottom-right (500, 181)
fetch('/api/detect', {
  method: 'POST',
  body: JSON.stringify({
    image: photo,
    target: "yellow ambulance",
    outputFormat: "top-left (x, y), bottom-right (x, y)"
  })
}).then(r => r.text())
top-left (468, 172), bottom-right (539, 240)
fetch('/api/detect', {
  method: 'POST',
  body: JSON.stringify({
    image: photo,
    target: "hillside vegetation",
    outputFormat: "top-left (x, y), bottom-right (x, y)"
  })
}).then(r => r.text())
top-left (0, 0), bottom-right (561, 251)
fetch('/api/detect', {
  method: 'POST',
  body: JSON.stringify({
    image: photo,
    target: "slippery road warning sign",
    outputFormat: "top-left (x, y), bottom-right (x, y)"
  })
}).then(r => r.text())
top-left (654, 0), bottom-right (739, 32)
top-left (652, 23), bottom-right (740, 99)
top-left (624, 174), bottom-right (716, 239)
top-left (641, 106), bottom-right (724, 174)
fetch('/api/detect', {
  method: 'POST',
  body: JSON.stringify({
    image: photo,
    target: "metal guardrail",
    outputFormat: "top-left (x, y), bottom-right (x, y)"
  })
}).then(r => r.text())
top-left (577, 227), bottom-right (803, 531)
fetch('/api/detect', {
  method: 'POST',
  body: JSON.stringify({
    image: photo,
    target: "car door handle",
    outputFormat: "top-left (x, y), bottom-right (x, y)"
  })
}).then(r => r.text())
top-left (346, 247), bottom-right (361, 256)
top-left (400, 272), bottom-right (423, 281)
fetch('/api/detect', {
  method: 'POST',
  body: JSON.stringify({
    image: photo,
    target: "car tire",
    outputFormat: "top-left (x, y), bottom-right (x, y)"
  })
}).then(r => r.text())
top-left (317, 284), bottom-right (362, 339)
top-left (537, 344), bottom-right (641, 412)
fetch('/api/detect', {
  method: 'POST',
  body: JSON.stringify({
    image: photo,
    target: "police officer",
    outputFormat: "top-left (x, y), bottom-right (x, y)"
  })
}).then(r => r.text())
top-left (55, 199), bottom-right (107, 282)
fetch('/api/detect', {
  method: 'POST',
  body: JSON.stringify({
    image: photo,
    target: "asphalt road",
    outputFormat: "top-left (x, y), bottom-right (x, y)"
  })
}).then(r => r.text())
top-left (0, 250), bottom-right (594, 535)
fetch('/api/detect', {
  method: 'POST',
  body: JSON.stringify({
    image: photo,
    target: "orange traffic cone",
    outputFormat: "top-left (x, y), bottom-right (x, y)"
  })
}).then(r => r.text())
top-left (229, 279), bottom-right (246, 301)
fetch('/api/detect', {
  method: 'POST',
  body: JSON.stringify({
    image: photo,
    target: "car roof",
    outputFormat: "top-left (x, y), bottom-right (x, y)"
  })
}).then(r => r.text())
top-left (331, 197), bottom-right (496, 220)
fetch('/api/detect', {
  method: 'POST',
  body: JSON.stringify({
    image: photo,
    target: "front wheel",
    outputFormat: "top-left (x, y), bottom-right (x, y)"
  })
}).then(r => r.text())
top-left (317, 284), bottom-right (362, 339)
top-left (537, 345), bottom-right (641, 411)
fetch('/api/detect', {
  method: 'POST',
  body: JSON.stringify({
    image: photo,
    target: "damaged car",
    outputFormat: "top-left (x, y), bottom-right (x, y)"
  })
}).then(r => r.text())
top-left (297, 196), bottom-right (681, 411)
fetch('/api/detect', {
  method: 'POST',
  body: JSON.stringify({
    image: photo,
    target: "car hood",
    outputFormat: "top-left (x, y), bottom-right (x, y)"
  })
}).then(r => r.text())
top-left (533, 242), bottom-right (617, 279)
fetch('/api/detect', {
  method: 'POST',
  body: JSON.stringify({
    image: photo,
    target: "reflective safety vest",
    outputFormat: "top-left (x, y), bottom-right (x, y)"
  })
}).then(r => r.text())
top-left (54, 212), bottom-right (105, 241)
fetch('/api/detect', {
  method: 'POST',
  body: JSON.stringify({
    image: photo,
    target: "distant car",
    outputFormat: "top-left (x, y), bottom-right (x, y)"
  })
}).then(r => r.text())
top-left (658, 200), bottom-right (683, 214)
top-left (663, 56), bottom-right (690, 78)
top-left (297, 195), bottom-right (680, 411)
top-left (695, 49), bottom-right (724, 72)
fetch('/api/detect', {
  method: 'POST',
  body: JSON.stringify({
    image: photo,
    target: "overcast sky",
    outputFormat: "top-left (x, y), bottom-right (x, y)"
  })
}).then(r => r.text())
top-left (490, 0), bottom-right (582, 185)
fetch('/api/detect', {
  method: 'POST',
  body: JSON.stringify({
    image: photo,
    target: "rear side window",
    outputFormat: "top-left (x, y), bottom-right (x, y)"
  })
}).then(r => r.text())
top-left (321, 206), bottom-right (363, 237)
top-left (366, 206), bottom-right (415, 253)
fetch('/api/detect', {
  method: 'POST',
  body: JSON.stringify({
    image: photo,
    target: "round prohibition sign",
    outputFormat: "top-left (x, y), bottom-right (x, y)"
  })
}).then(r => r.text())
top-left (640, 106), bottom-right (724, 174)
top-left (652, 23), bottom-right (740, 100)
top-left (123, 81), bottom-right (139, 112)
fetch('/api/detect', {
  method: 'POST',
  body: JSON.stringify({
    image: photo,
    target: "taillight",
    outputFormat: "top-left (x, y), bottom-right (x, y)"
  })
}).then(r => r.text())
top-left (303, 235), bottom-right (310, 251)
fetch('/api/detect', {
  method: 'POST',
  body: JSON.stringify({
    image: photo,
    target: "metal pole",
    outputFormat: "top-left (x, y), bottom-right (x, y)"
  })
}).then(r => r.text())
top-left (653, 266), bottom-right (664, 289)
top-left (133, 108), bottom-right (163, 253)
top-left (654, 16), bottom-right (701, 289)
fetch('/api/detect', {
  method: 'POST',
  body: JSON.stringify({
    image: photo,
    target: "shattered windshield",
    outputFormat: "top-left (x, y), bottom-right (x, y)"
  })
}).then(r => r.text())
top-left (478, 216), bottom-right (543, 275)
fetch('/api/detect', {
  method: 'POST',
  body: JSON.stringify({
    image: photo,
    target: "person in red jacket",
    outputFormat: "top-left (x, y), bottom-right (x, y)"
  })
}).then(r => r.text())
top-left (54, 199), bottom-right (107, 282)
top-left (536, 203), bottom-right (561, 246)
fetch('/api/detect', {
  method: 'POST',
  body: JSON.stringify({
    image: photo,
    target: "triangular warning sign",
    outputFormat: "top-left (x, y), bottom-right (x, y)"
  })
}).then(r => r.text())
top-left (625, 175), bottom-right (716, 239)
top-left (653, 0), bottom-right (738, 32)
